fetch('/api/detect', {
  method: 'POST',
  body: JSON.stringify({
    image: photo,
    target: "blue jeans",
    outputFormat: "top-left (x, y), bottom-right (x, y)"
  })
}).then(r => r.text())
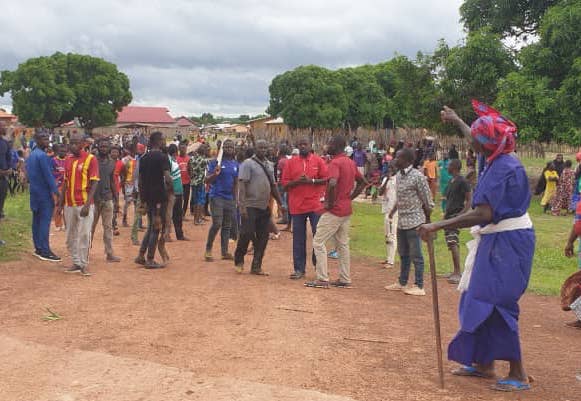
top-left (291, 212), bottom-right (319, 274)
top-left (31, 198), bottom-right (54, 255)
top-left (397, 228), bottom-right (424, 288)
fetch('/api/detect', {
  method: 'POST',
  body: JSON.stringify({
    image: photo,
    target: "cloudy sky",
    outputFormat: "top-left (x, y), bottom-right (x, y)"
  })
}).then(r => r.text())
top-left (0, 0), bottom-right (464, 117)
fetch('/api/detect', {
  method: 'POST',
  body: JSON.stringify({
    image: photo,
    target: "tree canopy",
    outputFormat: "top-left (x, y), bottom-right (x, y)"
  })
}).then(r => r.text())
top-left (0, 52), bottom-right (132, 130)
top-left (266, 0), bottom-right (581, 144)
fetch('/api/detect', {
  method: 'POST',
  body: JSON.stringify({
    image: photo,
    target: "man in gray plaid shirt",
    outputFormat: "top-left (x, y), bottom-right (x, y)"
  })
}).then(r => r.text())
top-left (385, 147), bottom-right (434, 296)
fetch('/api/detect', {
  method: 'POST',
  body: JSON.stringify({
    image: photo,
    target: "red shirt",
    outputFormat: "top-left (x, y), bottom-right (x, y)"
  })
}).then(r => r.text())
top-left (64, 151), bottom-right (100, 207)
top-left (281, 153), bottom-right (328, 215)
top-left (113, 159), bottom-right (124, 194)
top-left (324, 153), bottom-right (362, 217)
top-left (176, 155), bottom-right (191, 185)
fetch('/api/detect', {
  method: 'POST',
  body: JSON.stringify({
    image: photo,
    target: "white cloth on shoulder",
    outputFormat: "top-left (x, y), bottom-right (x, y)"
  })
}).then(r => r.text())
top-left (458, 213), bottom-right (533, 292)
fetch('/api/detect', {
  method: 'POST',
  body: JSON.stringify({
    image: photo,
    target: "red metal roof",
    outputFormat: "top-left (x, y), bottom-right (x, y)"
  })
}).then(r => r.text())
top-left (116, 106), bottom-right (175, 124)
top-left (176, 116), bottom-right (195, 127)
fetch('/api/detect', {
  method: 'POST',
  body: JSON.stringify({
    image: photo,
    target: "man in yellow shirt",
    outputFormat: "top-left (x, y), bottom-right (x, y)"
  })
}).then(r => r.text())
top-left (422, 154), bottom-right (438, 200)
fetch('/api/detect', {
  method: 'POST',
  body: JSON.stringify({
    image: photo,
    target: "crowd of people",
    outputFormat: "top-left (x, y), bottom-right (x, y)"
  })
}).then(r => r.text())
top-left (2, 99), bottom-right (581, 392)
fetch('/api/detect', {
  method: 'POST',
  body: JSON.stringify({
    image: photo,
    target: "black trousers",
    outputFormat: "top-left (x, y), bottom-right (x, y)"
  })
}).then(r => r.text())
top-left (0, 177), bottom-right (8, 217)
top-left (173, 194), bottom-right (184, 239)
top-left (182, 184), bottom-right (190, 216)
top-left (234, 207), bottom-right (271, 272)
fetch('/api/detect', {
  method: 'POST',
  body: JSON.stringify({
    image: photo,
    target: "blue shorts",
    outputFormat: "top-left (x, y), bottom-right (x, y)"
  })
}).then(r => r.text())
top-left (191, 184), bottom-right (206, 206)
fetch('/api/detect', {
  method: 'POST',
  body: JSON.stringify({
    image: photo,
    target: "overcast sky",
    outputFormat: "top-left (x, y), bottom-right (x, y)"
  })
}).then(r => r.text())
top-left (0, 0), bottom-right (464, 117)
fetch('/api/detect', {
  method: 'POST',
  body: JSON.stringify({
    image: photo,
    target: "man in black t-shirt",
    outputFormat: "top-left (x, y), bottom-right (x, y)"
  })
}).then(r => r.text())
top-left (443, 159), bottom-right (472, 284)
top-left (135, 131), bottom-right (172, 269)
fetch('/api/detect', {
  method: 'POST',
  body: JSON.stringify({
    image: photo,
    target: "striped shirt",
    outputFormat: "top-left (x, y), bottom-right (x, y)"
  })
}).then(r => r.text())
top-left (64, 151), bottom-right (100, 207)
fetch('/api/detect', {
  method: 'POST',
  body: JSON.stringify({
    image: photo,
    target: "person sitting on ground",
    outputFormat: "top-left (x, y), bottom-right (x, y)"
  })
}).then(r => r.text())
top-left (442, 159), bottom-right (472, 284)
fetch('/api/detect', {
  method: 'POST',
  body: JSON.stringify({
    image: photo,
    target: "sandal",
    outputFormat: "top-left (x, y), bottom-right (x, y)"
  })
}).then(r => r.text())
top-left (491, 379), bottom-right (531, 392)
top-left (452, 366), bottom-right (494, 379)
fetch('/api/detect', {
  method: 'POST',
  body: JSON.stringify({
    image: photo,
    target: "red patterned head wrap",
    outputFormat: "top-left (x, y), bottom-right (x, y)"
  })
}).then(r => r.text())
top-left (470, 100), bottom-right (517, 163)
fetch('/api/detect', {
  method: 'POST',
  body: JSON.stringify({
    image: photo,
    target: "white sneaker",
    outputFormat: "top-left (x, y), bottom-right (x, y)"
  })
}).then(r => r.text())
top-left (403, 285), bottom-right (426, 296)
top-left (385, 282), bottom-right (405, 291)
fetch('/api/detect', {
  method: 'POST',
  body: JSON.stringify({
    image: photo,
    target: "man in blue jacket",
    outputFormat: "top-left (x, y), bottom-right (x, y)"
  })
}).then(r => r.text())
top-left (26, 130), bottom-right (61, 261)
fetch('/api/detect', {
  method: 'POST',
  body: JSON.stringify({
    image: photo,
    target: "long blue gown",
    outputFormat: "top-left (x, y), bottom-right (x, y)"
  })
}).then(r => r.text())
top-left (448, 154), bottom-right (535, 366)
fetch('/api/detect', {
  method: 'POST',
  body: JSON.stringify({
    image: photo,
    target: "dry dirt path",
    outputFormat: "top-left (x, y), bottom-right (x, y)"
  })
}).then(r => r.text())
top-left (0, 216), bottom-right (579, 401)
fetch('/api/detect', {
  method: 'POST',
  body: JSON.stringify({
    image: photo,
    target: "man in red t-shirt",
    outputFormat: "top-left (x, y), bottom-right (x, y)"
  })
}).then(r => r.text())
top-left (305, 136), bottom-right (365, 288)
top-left (282, 138), bottom-right (328, 279)
top-left (176, 142), bottom-right (192, 217)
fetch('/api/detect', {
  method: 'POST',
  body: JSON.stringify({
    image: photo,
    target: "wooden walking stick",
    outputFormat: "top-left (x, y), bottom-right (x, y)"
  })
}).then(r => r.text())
top-left (427, 235), bottom-right (445, 389)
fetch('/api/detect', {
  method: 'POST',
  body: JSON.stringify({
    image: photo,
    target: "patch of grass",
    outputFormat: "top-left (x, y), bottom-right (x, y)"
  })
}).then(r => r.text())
top-left (0, 192), bottom-right (32, 262)
top-left (351, 188), bottom-right (578, 296)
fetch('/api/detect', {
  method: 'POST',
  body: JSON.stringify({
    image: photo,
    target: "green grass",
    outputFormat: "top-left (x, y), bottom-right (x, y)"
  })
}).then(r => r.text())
top-left (351, 173), bottom-right (579, 296)
top-left (0, 192), bottom-right (32, 262)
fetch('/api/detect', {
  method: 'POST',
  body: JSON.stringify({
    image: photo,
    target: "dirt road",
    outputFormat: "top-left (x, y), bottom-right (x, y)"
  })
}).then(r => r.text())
top-left (0, 218), bottom-right (579, 400)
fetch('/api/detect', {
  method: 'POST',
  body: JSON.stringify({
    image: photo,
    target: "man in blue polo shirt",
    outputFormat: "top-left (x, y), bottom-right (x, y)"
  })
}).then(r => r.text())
top-left (26, 130), bottom-right (61, 261)
top-left (204, 139), bottom-right (238, 261)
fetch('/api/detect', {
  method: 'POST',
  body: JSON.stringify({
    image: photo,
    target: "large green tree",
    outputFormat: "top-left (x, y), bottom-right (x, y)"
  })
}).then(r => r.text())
top-left (268, 65), bottom-right (347, 129)
top-left (0, 52), bottom-right (132, 130)
top-left (460, 0), bottom-right (560, 38)
top-left (435, 29), bottom-right (516, 122)
top-left (335, 66), bottom-right (386, 130)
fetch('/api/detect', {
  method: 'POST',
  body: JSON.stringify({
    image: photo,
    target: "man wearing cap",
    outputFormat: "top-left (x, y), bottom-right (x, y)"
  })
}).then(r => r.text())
top-left (282, 138), bottom-right (328, 279)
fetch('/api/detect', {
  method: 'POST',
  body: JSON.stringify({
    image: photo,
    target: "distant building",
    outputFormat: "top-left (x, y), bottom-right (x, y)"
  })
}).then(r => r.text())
top-left (0, 108), bottom-right (17, 125)
top-left (116, 105), bottom-right (176, 127)
top-left (175, 116), bottom-right (197, 128)
top-left (265, 117), bottom-right (289, 137)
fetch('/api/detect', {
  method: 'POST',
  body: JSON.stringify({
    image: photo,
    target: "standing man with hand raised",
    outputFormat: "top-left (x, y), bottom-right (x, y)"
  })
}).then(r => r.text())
top-left (282, 138), bottom-right (328, 280)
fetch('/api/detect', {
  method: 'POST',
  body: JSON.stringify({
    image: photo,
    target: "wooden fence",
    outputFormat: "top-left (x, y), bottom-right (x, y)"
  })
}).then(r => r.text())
top-left (253, 126), bottom-right (578, 158)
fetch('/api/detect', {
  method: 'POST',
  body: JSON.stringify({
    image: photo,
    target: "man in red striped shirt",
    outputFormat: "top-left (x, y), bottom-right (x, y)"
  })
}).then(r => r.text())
top-left (58, 132), bottom-right (100, 276)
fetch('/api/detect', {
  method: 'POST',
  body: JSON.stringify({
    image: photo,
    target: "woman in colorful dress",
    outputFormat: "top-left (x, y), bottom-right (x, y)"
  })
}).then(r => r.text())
top-left (551, 159), bottom-right (575, 215)
top-left (419, 101), bottom-right (535, 392)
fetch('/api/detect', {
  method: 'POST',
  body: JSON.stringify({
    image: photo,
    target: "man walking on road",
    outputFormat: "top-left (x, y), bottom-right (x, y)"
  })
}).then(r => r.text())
top-left (282, 137), bottom-right (328, 279)
top-left (59, 132), bottom-right (100, 276)
top-left (305, 136), bottom-right (366, 289)
top-left (90, 138), bottom-right (121, 263)
top-left (135, 132), bottom-right (172, 269)
top-left (205, 139), bottom-right (238, 261)
top-left (234, 140), bottom-right (285, 275)
top-left (26, 130), bottom-right (61, 261)
top-left (386, 147), bottom-right (434, 296)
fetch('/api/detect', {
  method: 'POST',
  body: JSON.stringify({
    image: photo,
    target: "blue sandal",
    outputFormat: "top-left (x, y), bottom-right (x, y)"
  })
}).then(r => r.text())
top-left (452, 366), bottom-right (493, 378)
top-left (491, 379), bottom-right (531, 392)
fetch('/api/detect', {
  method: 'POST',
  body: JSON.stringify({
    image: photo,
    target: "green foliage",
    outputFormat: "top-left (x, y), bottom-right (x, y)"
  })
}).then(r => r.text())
top-left (495, 72), bottom-right (557, 142)
top-left (0, 52), bottom-right (131, 130)
top-left (460, 0), bottom-right (560, 38)
top-left (335, 66), bottom-right (386, 130)
top-left (268, 65), bottom-right (347, 129)
top-left (436, 29), bottom-right (516, 122)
